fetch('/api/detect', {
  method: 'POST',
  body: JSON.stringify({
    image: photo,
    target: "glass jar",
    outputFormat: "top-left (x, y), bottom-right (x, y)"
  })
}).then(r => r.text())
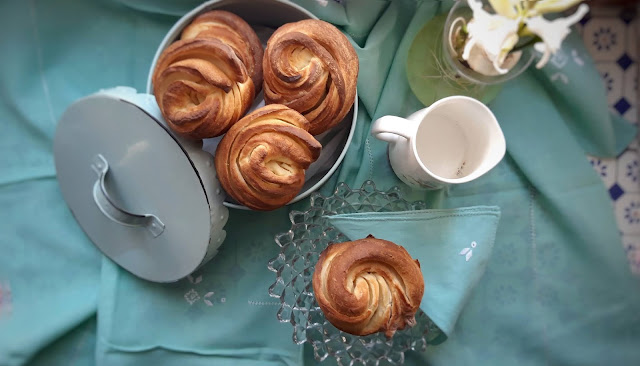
top-left (407, 0), bottom-right (534, 106)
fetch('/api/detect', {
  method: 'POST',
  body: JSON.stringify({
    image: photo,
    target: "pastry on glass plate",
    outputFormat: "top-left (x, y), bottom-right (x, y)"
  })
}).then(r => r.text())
top-left (312, 235), bottom-right (424, 338)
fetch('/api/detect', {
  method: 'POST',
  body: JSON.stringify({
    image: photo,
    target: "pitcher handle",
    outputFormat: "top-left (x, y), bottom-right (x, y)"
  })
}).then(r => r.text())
top-left (371, 116), bottom-right (414, 143)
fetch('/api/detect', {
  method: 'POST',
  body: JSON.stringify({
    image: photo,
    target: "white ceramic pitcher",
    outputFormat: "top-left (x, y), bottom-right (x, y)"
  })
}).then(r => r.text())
top-left (371, 96), bottom-right (506, 189)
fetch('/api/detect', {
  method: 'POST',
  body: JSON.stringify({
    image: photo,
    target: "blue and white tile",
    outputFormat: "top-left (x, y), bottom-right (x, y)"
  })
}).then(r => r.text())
top-left (584, 17), bottom-right (627, 62)
top-left (625, 17), bottom-right (637, 60)
top-left (620, 63), bottom-right (637, 123)
top-left (617, 150), bottom-right (640, 193)
top-left (588, 156), bottom-right (618, 188)
top-left (581, 7), bottom-right (638, 273)
top-left (616, 193), bottom-right (640, 235)
top-left (622, 235), bottom-right (640, 275)
top-left (596, 62), bottom-right (624, 105)
top-left (622, 105), bottom-right (638, 125)
top-left (614, 98), bottom-right (634, 119)
top-left (616, 50), bottom-right (635, 72)
top-left (622, 58), bottom-right (637, 92)
top-left (591, 6), bottom-right (623, 17)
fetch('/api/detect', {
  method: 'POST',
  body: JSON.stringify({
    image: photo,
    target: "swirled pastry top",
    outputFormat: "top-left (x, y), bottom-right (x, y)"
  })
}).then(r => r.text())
top-left (214, 104), bottom-right (321, 211)
top-left (312, 235), bottom-right (424, 338)
top-left (180, 10), bottom-right (263, 93)
top-left (152, 38), bottom-right (255, 139)
top-left (152, 10), bottom-right (263, 140)
top-left (263, 19), bottom-right (358, 136)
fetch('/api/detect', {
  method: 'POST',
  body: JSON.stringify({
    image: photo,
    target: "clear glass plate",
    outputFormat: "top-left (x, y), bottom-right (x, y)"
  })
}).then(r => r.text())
top-left (268, 181), bottom-right (443, 365)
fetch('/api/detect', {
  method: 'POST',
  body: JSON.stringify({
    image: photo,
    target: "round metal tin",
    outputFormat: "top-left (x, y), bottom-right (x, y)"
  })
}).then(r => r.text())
top-left (146, 0), bottom-right (359, 210)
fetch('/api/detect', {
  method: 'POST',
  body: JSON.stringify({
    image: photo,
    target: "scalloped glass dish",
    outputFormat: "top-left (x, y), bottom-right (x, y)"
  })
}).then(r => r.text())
top-left (268, 181), bottom-right (443, 365)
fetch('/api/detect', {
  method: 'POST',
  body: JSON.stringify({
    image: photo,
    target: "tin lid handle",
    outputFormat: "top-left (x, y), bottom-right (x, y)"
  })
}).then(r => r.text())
top-left (90, 154), bottom-right (165, 237)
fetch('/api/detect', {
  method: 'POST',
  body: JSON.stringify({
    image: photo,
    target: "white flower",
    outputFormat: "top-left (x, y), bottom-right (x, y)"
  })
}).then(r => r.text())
top-left (526, 4), bottom-right (589, 68)
top-left (460, 0), bottom-right (589, 74)
top-left (488, 0), bottom-right (584, 18)
top-left (463, 0), bottom-right (522, 75)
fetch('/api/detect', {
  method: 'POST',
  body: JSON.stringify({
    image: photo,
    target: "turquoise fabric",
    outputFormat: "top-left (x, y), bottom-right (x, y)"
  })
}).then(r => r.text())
top-left (26, 318), bottom-right (97, 366)
top-left (0, 180), bottom-right (101, 366)
top-left (1, 0), bottom-right (639, 366)
top-left (97, 210), bottom-right (302, 366)
top-left (527, 30), bottom-right (637, 157)
top-left (327, 206), bottom-right (501, 336)
top-left (0, 1), bottom-right (173, 364)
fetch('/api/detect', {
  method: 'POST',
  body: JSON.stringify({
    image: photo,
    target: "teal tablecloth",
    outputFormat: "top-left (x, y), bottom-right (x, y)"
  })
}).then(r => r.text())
top-left (1, 0), bottom-right (639, 365)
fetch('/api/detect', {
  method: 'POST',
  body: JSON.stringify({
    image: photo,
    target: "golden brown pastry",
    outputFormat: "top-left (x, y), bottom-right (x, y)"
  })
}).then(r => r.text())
top-left (180, 10), bottom-right (263, 93)
top-left (152, 11), bottom-right (263, 139)
top-left (312, 235), bottom-right (424, 338)
top-left (152, 38), bottom-right (254, 139)
top-left (214, 104), bottom-right (321, 211)
top-left (262, 19), bottom-right (359, 135)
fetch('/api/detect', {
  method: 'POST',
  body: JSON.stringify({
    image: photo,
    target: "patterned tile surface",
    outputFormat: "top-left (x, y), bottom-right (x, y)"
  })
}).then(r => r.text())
top-left (580, 5), bottom-right (640, 274)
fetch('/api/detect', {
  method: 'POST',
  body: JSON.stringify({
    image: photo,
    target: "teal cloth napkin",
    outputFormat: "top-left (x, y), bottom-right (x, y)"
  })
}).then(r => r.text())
top-left (1, 0), bottom-right (639, 366)
top-left (326, 206), bottom-right (501, 336)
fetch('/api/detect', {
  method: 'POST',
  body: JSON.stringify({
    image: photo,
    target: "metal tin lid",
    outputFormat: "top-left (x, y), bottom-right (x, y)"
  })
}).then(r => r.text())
top-left (53, 87), bottom-right (228, 283)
